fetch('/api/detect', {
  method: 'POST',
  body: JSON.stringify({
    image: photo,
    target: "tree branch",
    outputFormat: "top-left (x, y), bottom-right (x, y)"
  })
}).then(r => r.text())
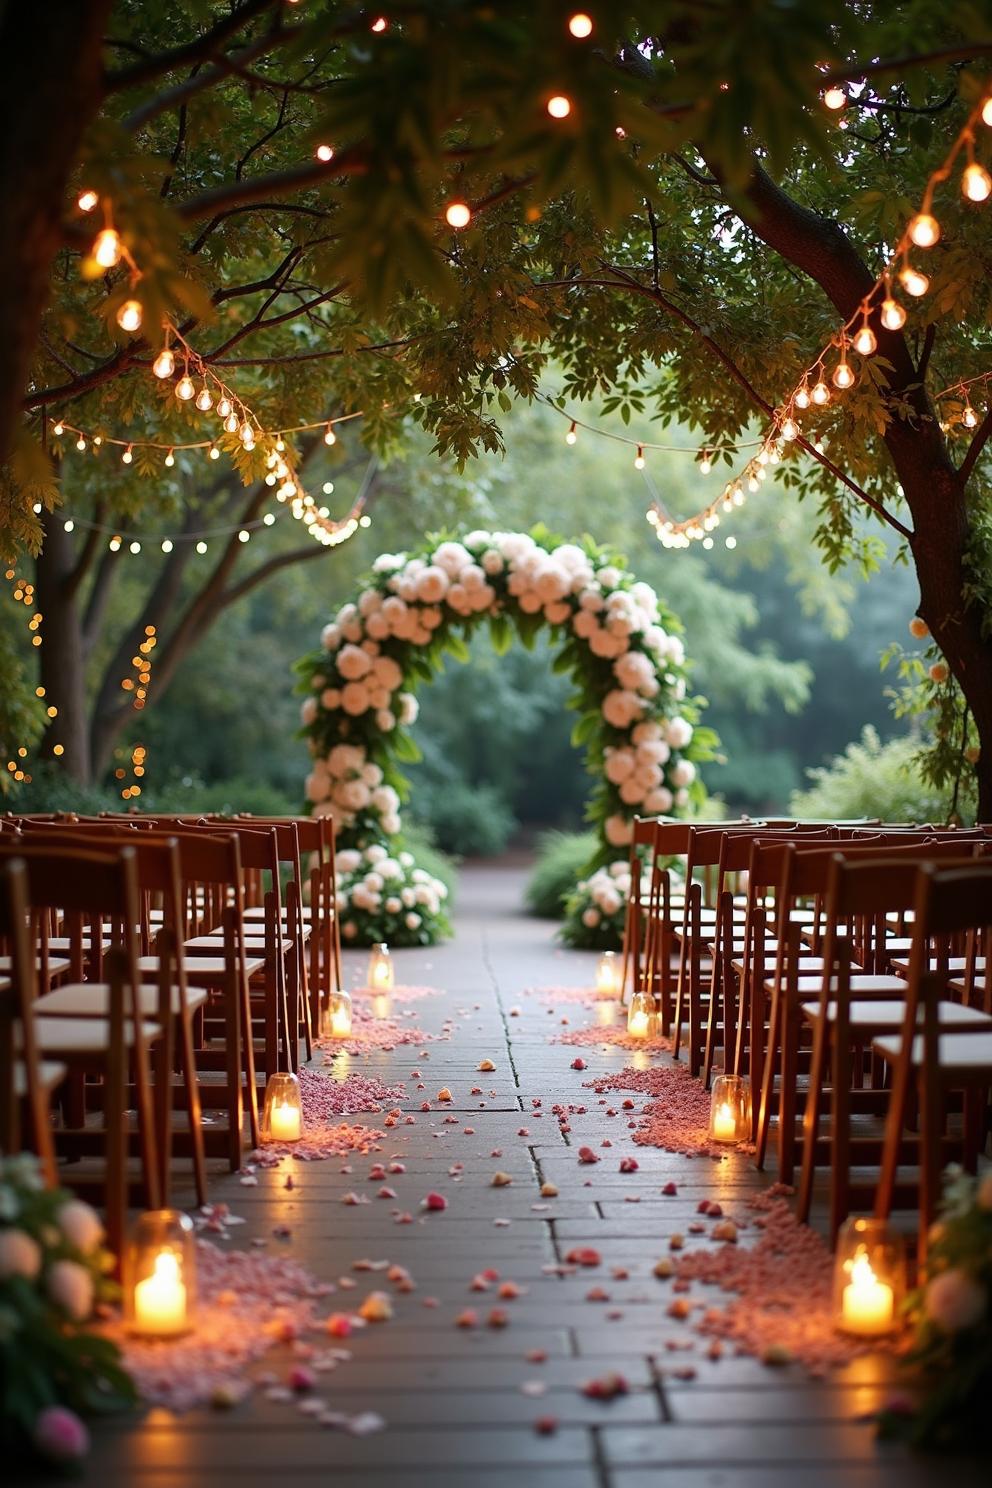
top-left (822, 44), bottom-right (992, 87)
top-left (958, 404), bottom-right (992, 486)
top-left (215, 539), bottom-right (333, 610)
top-left (105, 0), bottom-right (278, 93)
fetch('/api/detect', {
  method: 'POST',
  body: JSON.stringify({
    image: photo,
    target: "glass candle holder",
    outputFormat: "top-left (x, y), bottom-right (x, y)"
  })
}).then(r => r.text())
top-left (125, 1209), bottom-right (196, 1338)
top-left (833, 1216), bottom-right (905, 1337)
top-left (595, 950), bottom-right (622, 998)
top-left (319, 988), bottom-right (353, 1039)
top-left (262, 1071), bottom-right (303, 1142)
top-left (367, 942), bottom-right (394, 992)
top-left (708, 1074), bottom-right (751, 1143)
top-left (627, 990), bottom-right (659, 1039)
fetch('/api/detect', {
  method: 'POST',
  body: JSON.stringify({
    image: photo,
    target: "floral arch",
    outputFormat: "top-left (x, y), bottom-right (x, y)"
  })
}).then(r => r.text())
top-left (298, 527), bottom-right (714, 947)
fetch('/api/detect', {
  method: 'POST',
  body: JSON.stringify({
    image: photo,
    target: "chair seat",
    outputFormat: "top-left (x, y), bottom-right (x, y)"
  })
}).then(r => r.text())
top-left (147, 954), bottom-right (265, 981)
top-left (873, 1030), bottom-right (992, 1071)
top-left (47, 937), bottom-right (113, 953)
top-left (31, 1016), bottom-right (162, 1054)
top-left (743, 955), bottom-right (829, 977)
top-left (790, 973), bottom-right (907, 999)
top-left (243, 906), bottom-right (315, 921)
top-left (185, 934), bottom-right (271, 952)
top-left (36, 982), bottom-right (210, 1018)
top-left (0, 954), bottom-right (71, 977)
top-left (803, 997), bottom-right (991, 1031)
top-left (14, 1059), bottom-right (66, 1096)
top-left (889, 955), bottom-right (984, 974)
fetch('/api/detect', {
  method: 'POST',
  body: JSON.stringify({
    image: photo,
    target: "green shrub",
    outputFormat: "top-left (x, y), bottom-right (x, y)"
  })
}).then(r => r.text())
top-left (525, 829), bottom-right (599, 919)
top-left (789, 727), bottom-right (963, 824)
top-left (409, 779), bottom-right (516, 858)
top-left (398, 821), bottom-right (458, 907)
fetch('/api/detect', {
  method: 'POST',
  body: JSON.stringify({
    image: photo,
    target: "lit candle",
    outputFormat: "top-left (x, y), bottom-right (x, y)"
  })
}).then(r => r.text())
top-left (371, 991), bottom-right (391, 1020)
top-left (841, 1251), bottom-right (894, 1335)
top-left (330, 1002), bottom-right (352, 1037)
top-left (596, 951), bottom-right (621, 997)
top-left (712, 1101), bottom-right (737, 1142)
top-left (133, 1251), bottom-right (187, 1336)
top-left (270, 1099), bottom-right (302, 1142)
top-left (628, 1008), bottom-right (650, 1038)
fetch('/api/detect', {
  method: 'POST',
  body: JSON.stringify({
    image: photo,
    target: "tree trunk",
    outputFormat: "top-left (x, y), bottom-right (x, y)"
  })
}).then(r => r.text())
top-left (35, 514), bottom-right (91, 782)
top-left (0, 1), bottom-right (110, 464)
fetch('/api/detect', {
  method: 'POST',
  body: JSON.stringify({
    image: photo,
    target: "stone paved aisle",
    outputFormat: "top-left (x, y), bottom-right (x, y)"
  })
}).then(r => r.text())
top-left (56, 865), bottom-right (980, 1488)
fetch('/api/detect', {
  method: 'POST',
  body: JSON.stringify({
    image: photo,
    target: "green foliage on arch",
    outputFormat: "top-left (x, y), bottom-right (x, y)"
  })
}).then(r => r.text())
top-left (296, 525), bottom-right (717, 945)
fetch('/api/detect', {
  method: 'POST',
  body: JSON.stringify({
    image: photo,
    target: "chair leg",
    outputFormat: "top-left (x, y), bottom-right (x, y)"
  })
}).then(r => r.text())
top-left (828, 1023), bottom-right (852, 1245)
top-left (797, 1012), bottom-right (827, 1224)
top-left (778, 999), bottom-right (800, 1186)
top-left (179, 1011), bottom-right (208, 1205)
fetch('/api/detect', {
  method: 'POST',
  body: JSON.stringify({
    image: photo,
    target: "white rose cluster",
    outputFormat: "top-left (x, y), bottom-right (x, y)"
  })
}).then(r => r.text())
top-left (305, 742), bottom-right (401, 834)
top-left (336, 846), bottom-right (450, 946)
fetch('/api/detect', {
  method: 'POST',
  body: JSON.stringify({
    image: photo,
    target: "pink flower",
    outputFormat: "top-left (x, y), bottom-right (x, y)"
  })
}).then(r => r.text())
top-left (33, 1406), bottom-right (89, 1463)
top-left (926, 1269), bottom-right (988, 1333)
top-left (423, 1192), bottom-right (447, 1211)
top-left (47, 1259), bottom-right (94, 1321)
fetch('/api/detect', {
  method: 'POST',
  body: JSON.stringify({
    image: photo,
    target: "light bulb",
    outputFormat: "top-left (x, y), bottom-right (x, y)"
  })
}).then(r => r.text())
top-left (880, 296), bottom-right (906, 330)
top-left (962, 162), bottom-right (992, 202)
top-left (92, 228), bottom-right (121, 268)
top-left (239, 420), bottom-right (254, 443)
top-left (795, 384), bottom-right (810, 409)
top-left (116, 298), bottom-right (143, 332)
top-left (823, 85), bottom-right (847, 110)
top-left (832, 359), bottom-right (855, 390)
top-left (161, 539), bottom-right (173, 553)
top-left (547, 95), bottom-right (572, 119)
top-left (568, 13), bottom-right (593, 37)
top-left (238, 529), bottom-right (250, 543)
top-left (195, 541), bottom-right (208, 554)
top-left (76, 436), bottom-right (87, 452)
top-left (77, 189), bottom-right (98, 212)
top-left (122, 445), bottom-right (133, 464)
top-left (164, 449), bottom-right (175, 467)
top-left (224, 413), bottom-right (238, 433)
top-left (53, 421), bottom-right (64, 436)
top-left (699, 455), bottom-right (711, 474)
top-left (217, 397), bottom-right (232, 418)
top-left (152, 347), bottom-right (175, 379)
top-left (853, 323), bottom-right (877, 356)
top-left (908, 212), bottom-right (940, 248)
top-left (565, 421), bottom-right (577, 444)
top-left (195, 386), bottom-right (213, 411)
top-left (963, 403), bottom-right (979, 428)
top-left (209, 443), bottom-right (220, 460)
top-left (781, 417), bottom-right (798, 441)
top-left (129, 540), bottom-right (141, 554)
top-left (811, 379), bottom-right (830, 405)
top-left (445, 200), bottom-right (471, 229)
top-left (634, 445), bottom-right (645, 469)
top-left (899, 265), bottom-right (929, 297)
top-left (315, 144), bottom-right (334, 162)
top-left (370, 14), bottom-right (387, 31)
top-left (323, 424), bottom-right (337, 445)
top-left (175, 374), bottom-right (195, 400)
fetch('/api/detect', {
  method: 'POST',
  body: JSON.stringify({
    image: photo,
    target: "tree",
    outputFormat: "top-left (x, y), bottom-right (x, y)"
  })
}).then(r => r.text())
top-left (5, 3), bottom-right (992, 802)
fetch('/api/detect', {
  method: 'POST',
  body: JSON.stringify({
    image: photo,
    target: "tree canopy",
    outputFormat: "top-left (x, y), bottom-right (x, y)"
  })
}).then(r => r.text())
top-left (4, 1), bottom-right (992, 803)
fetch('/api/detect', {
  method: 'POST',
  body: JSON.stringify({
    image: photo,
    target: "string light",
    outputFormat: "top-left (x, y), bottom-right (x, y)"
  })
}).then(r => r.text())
top-left (175, 371), bottom-right (195, 400)
top-left (568, 13), bottom-right (593, 37)
top-left (880, 295), bottom-right (906, 330)
top-left (116, 299), bottom-right (143, 332)
top-left (92, 227), bottom-right (122, 268)
top-left (195, 385), bottom-right (213, 412)
top-left (908, 212), bottom-right (940, 247)
top-left (152, 346), bottom-right (175, 379)
top-left (565, 420), bottom-right (577, 444)
top-left (962, 161), bottom-right (992, 202)
top-left (823, 86), bottom-right (847, 110)
top-left (853, 322), bottom-right (877, 356)
top-left (899, 264), bottom-right (929, 297)
top-left (547, 95), bottom-right (572, 119)
top-left (77, 189), bottom-right (98, 213)
top-left (315, 144), bottom-right (334, 162)
top-left (633, 444), bottom-right (645, 469)
top-left (445, 200), bottom-right (471, 229)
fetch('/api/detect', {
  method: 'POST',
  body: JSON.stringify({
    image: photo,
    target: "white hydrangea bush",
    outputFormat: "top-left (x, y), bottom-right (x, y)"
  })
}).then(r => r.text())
top-left (335, 847), bottom-right (451, 946)
top-left (299, 527), bottom-right (714, 946)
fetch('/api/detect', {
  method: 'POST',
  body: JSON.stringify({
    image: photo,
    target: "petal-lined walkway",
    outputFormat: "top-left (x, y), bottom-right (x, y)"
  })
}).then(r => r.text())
top-left (46, 865), bottom-right (981, 1488)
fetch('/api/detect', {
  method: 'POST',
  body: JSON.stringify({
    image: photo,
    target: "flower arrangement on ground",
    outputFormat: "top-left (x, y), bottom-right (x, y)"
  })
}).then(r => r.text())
top-left (298, 526), bottom-right (715, 945)
top-left (336, 844), bottom-right (451, 947)
top-left (878, 1168), bottom-right (992, 1448)
top-left (0, 1154), bottom-right (136, 1466)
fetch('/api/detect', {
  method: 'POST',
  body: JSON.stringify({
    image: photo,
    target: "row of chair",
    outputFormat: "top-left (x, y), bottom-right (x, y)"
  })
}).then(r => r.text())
top-left (0, 811), bottom-right (341, 1257)
top-left (622, 816), bottom-right (992, 1257)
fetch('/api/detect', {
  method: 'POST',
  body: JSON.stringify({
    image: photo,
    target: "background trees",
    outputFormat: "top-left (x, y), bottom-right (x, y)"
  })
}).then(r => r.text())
top-left (2, 2), bottom-right (990, 809)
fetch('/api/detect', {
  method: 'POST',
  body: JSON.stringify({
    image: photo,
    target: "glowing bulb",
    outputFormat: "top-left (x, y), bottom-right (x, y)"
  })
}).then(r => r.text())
top-left (983, 96), bottom-right (992, 128)
top-left (109, 536), bottom-right (121, 551)
top-left (899, 265), bottom-right (929, 297)
top-left (217, 397), bottom-right (232, 418)
top-left (823, 86), bottom-right (847, 110)
top-left (209, 443), bottom-right (220, 460)
top-left (92, 228), bottom-right (121, 268)
top-left (565, 421), bottom-right (577, 445)
top-left (370, 14), bottom-right (387, 31)
top-left (129, 540), bottom-right (141, 554)
top-left (152, 347), bottom-right (175, 379)
top-left (547, 94), bottom-right (572, 119)
top-left (224, 413), bottom-right (239, 434)
top-left (116, 299), bottom-right (143, 332)
top-left (315, 144), bottom-right (334, 162)
top-left (76, 436), bottom-right (87, 451)
top-left (195, 386), bottom-right (213, 412)
top-left (52, 421), bottom-right (64, 436)
top-left (161, 539), bottom-right (173, 553)
top-left (908, 212), bottom-right (940, 248)
top-left (634, 444), bottom-right (645, 469)
top-left (122, 445), bottom-right (133, 464)
top-left (781, 417), bottom-right (798, 441)
top-left (568, 12), bottom-right (593, 37)
top-left (263, 513), bottom-right (276, 526)
top-left (832, 359), bottom-right (855, 390)
top-left (962, 162), bottom-right (992, 202)
top-left (963, 403), bottom-right (979, 428)
top-left (63, 519), bottom-right (74, 532)
top-left (853, 323), bottom-right (877, 356)
top-left (880, 296), bottom-right (906, 330)
top-left (445, 200), bottom-right (471, 229)
top-left (164, 449), bottom-right (175, 467)
top-left (195, 540), bottom-right (208, 554)
top-left (323, 424), bottom-right (337, 445)
top-left (795, 384), bottom-right (810, 410)
top-left (175, 374), bottom-right (195, 400)
top-left (699, 454), bottom-right (711, 474)
top-left (811, 379), bottom-right (830, 405)
top-left (77, 189), bottom-right (98, 212)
